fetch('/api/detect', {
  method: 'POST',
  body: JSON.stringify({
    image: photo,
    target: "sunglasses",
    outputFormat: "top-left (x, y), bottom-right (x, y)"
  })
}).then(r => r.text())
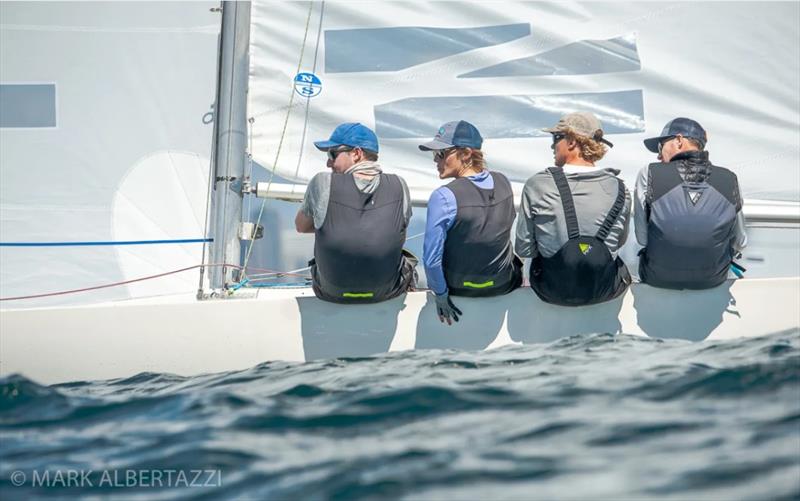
top-left (327, 147), bottom-right (353, 162)
top-left (657, 136), bottom-right (677, 154)
top-left (433, 148), bottom-right (457, 162)
top-left (551, 133), bottom-right (566, 146)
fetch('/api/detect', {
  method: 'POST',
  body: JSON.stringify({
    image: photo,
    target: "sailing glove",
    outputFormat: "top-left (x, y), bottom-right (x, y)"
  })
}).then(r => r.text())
top-left (435, 292), bottom-right (462, 325)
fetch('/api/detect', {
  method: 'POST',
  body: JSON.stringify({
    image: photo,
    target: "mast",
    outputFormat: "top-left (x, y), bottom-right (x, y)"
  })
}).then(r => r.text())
top-left (207, 1), bottom-right (251, 291)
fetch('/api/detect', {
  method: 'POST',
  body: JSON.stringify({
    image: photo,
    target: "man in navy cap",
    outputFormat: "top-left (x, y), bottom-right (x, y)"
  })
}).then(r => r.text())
top-left (419, 120), bottom-right (522, 324)
top-left (296, 122), bottom-right (416, 303)
top-left (635, 117), bottom-right (747, 289)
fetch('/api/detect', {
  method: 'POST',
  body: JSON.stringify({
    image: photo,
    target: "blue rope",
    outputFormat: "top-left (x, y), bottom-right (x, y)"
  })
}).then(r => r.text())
top-left (0, 238), bottom-right (213, 247)
top-left (247, 281), bottom-right (310, 288)
top-left (230, 278), bottom-right (251, 291)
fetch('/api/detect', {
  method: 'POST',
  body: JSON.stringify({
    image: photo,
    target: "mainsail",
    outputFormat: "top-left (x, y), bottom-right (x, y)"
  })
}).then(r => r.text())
top-left (248, 1), bottom-right (800, 200)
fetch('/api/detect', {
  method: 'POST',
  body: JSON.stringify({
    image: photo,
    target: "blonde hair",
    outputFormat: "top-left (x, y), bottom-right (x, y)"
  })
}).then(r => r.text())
top-left (564, 128), bottom-right (608, 163)
top-left (455, 147), bottom-right (486, 171)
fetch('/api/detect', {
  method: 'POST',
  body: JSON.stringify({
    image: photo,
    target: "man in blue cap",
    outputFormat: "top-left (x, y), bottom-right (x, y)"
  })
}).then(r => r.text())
top-left (295, 122), bottom-right (416, 303)
top-left (635, 117), bottom-right (747, 289)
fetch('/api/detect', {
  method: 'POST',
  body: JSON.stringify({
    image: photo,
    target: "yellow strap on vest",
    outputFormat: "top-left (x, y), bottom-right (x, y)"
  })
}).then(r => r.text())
top-left (462, 280), bottom-right (494, 289)
top-left (342, 292), bottom-right (374, 298)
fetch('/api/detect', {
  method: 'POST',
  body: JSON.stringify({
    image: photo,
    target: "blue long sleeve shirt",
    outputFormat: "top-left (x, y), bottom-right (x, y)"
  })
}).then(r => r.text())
top-left (423, 170), bottom-right (494, 295)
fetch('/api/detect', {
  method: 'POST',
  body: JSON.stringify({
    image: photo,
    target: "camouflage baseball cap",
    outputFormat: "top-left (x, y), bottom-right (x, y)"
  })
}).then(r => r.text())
top-left (543, 112), bottom-right (614, 147)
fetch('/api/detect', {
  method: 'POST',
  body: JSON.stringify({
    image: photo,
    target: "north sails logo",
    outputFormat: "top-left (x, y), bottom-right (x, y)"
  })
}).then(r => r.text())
top-left (579, 243), bottom-right (592, 255)
top-left (293, 72), bottom-right (322, 98)
top-left (688, 190), bottom-right (702, 205)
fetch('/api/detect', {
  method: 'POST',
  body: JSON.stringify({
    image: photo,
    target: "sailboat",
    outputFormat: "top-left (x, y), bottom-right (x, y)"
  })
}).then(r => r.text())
top-left (1, 1), bottom-right (798, 384)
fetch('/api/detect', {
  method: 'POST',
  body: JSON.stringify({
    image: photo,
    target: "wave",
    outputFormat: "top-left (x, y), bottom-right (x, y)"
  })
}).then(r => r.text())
top-left (1, 330), bottom-right (798, 499)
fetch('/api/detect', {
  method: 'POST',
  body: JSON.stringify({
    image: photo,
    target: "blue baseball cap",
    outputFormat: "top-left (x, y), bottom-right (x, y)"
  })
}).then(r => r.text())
top-left (418, 120), bottom-right (483, 151)
top-left (314, 122), bottom-right (379, 153)
top-left (644, 117), bottom-right (707, 153)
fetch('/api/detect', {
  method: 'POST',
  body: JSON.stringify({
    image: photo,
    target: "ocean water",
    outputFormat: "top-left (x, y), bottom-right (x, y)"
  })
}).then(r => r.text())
top-left (1, 331), bottom-right (799, 500)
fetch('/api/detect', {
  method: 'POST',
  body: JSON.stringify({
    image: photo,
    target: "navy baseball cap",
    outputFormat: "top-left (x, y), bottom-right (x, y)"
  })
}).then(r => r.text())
top-left (644, 117), bottom-right (707, 153)
top-left (418, 120), bottom-right (483, 151)
top-left (314, 122), bottom-right (379, 152)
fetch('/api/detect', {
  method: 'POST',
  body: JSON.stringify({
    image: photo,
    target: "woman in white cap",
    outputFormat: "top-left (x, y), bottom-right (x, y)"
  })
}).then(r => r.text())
top-left (419, 120), bottom-right (522, 325)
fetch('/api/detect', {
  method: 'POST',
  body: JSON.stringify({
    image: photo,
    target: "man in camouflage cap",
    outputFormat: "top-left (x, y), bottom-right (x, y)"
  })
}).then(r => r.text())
top-left (515, 111), bottom-right (632, 306)
top-left (543, 111), bottom-right (615, 154)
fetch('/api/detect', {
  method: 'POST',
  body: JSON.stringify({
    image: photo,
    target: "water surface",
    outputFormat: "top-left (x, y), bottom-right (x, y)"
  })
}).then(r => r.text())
top-left (1, 331), bottom-right (799, 499)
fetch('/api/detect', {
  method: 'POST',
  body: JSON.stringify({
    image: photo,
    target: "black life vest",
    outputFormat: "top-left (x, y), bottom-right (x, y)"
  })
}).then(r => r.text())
top-left (530, 167), bottom-right (631, 306)
top-left (312, 172), bottom-right (412, 303)
top-left (639, 159), bottom-right (740, 290)
top-left (442, 172), bottom-right (522, 297)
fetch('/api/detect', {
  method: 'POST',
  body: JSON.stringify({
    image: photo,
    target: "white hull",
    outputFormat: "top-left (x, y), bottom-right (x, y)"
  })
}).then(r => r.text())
top-left (1, 278), bottom-right (798, 384)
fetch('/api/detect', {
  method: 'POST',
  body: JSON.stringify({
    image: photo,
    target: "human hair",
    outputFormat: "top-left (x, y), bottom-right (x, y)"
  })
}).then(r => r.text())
top-left (565, 128), bottom-right (607, 163)
top-left (361, 149), bottom-right (379, 162)
top-left (456, 147), bottom-right (486, 171)
top-left (685, 137), bottom-right (705, 151)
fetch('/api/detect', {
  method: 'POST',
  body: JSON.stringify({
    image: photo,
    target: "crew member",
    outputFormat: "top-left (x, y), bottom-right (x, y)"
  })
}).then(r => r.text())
top-left (420, 120), bottom-right (522, 324)
top-left (636, 117), bottom-right (747, 289)
top-left (515, 112), bottom-right (631, 306)
top-left (295, 122), bottom-right (417, 303)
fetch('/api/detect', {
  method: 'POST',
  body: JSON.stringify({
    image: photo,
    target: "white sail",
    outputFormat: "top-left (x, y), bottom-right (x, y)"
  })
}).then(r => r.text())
top-left (0, 2), bottom-right (219, 306)
top-left (248, 1), bottom-right (800, 201)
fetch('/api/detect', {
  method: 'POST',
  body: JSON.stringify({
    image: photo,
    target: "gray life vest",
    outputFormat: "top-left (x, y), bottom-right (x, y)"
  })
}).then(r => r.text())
top-left (530, 167), bottom-right (631, 306)
top-left (442, 171), bottom-right (522, 297)
top-left (312, 172), bottom-right (412, 303)
top-left (639, 160), bottom-right (741, 290)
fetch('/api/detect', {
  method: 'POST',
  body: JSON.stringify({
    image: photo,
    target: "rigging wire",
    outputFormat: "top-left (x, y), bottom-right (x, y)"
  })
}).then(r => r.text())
top-left (239, 1), bottom-right (315, 278)
top-left (0, 263), bottom-right (243, 302)
top-left (243, 264), bottom-right (312, 279)
top-left (197, 3), bottom-right (226, 296)
top-left (0, 262), bottom-right (316, 302)
top-left (291, 0), bottom-right (326, 181)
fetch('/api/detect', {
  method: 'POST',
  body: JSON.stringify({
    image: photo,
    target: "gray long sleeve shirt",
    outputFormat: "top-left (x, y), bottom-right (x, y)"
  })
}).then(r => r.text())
top-left (515, 164), bottom-right (631, 259)
top-left (300, 161), bottom-right (412, 230)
